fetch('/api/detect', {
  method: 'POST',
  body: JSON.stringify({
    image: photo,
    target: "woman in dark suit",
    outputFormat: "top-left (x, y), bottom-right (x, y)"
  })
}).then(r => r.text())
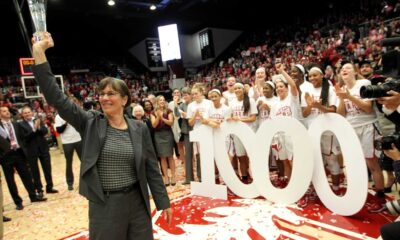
top-left (31, 32), bottom-right (172, 240)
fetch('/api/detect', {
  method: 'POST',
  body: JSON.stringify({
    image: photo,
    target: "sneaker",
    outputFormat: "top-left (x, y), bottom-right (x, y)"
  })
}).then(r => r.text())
top-left (68, 185), bottom-right (74, 191)
top-left (297, 195), bottom-right (309, 208)
top-left (368, 202), bottom-right (386, 213)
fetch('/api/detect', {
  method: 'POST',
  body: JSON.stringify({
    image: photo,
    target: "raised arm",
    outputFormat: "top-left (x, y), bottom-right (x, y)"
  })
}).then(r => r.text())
top-left (31, 32), bottom-right (90, 133)
top-left (276, 63), bottom-right (298, 97)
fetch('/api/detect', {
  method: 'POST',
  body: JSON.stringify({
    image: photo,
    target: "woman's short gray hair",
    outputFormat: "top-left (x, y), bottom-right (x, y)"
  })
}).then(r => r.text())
top-left (133, 104), bottom-right (144, 116)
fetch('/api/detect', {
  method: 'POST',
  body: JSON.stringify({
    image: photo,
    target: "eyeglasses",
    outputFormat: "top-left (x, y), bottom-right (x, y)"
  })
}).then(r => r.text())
top-left (99, 91), bottom-right (120, 98)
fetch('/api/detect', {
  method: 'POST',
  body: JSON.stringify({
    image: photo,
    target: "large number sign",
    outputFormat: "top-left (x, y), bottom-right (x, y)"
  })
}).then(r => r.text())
top-left (190, 114), bottom-right (368, 216)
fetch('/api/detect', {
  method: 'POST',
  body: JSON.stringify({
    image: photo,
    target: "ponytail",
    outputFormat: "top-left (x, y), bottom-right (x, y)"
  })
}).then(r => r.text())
top-left (243, 92), bottom-right (250, 115)
top-left (320, 78), bottom-right (330, 106)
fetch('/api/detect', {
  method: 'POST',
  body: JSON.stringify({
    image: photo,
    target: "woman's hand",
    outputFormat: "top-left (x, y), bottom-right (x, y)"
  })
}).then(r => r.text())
top-left (334, 85), bottom-right (350, 100)
top-left (163, 208), bottom-right (173, 225)
top-left (156, 110), bottom-right (163, 118)
top-left (180, 111), bottom-right (187, 118)
top-left (31, 32), bottom-right (54, 52)
top-left (259, 103), bottom-right (270, 111)
top-left (275, 63), bottom-right (285, 74)
top-left (230, 116), bottom-right (240, 121)
top-left (31, 32), bottom-right (54, 64)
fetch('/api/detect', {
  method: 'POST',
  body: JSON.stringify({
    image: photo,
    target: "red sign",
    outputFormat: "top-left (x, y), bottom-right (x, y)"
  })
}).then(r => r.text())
top-left (19, 57), bottom-right (35, 75)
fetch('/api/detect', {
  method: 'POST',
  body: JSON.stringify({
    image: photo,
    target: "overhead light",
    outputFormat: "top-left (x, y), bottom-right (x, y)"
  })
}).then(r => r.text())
top-left (107, 0), bottom-right (115, 6)
top-left (150, 4), bottom-right (156, 10)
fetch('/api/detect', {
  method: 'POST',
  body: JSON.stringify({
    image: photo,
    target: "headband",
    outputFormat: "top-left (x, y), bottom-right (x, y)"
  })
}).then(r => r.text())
top-left (256, 67), bottom-right (266, 73)
top-left (309, 67), bottom-right (324, 75)
top-left (209, 89), bottom-right (221, 95)
top-left (265, 81), bottom-right (275, 89)
top-left (234, 83), bottom-right (245, 89)
top-left (295, 64), bottom-right (306, 75)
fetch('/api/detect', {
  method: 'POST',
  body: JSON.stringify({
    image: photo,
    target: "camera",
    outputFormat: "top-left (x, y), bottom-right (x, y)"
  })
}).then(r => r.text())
top-left (385, 199), bottom-right (400, 216)
top-left (375, 132), bottom-right (400, 151)
top-left (360, 36), bottom-right (400, 98)
top-left (360, 78), bottom-right (400, 98)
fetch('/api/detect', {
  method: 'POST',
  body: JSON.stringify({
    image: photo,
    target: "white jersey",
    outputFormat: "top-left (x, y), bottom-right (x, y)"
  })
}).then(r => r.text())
top-left (222, 91), bottom-right (237, 106)
top-left (187, 99), bottom-right (213, 128)
top-left (256, 96), bottom-right (278, 123)
top-left (336, 79), bottom-right (377, 128)
top-left (208, 104), bottom-right (232, 123)
top-left (301, 85), bottom-right (337, 128)
top-left (299, 80), bottom-right (314, 95)
top-left (54, 114), bottom-right (81, 144)
top-left (297, 81), bottom-right (313, 124)
top-left (270, 92), bottom-right (301, 119)
top-left (230, 98), bottom-right (258, 130)
top-left (248, 86), bottom-right (263, 101)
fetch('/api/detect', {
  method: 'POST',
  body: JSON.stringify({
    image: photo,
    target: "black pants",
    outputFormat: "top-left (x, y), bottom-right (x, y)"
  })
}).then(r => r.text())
top-left (89, 184), bottom-right (153, 240)
top-left (183, 133), bottom-right (194, 182)
top-left (381, 221), bottom-right (400, 240)
top-left (1, 149), bottom-right (37, 205)
top-left (63, 141), bottom-right (82, 187)
top-left (27, 151), bottom-right (54, 192)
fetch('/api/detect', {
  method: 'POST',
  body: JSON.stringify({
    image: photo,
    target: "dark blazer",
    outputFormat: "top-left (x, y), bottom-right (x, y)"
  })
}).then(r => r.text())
top-left (33, 62), bottom-right (170, 215)
top-left (19, 120), bottom-right (49, 156)
top-left (0, 122), bottom-right (28, 160)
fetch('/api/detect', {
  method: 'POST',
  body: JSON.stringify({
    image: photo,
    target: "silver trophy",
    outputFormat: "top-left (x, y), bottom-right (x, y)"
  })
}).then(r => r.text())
top-left (28, 0), bottom-right (47, 41)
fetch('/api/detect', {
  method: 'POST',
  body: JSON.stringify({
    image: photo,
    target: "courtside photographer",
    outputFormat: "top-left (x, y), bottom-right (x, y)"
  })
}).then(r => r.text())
top-left (379, 138), bottom-right (400, 240)
top-left (363, 36), bottom-right (400, 240)
top-left (375, 77), bottom-right (400, 240)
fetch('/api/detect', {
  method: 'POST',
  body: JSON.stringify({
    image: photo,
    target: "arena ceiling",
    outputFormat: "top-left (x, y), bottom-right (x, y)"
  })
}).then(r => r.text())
top-left (2, 0), bottom-right (376, 58)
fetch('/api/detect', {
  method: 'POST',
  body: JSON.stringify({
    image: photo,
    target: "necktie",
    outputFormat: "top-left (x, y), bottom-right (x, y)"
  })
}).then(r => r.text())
top-left (6, 123), bottom-right (17, 150)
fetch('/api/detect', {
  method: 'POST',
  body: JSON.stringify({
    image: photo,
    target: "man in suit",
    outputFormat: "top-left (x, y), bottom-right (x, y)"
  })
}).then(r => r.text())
top-left (19, 105), bottom-right (58, 197)
top-left (0, 106), bottom-right (47, 210)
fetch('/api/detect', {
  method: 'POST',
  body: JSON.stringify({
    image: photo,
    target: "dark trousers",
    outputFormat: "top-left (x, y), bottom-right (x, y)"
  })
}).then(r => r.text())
top-left (381, 221), bottom-right (400, 240)
top-left (63, 141), bottom-right (82, 187)
top-left (27, 151), bottom-right (54, 192)
top-left (183, 133), bottom-right (194, 182)
top-left (1, 149), bottom-right (37, 205)
top-left (89, 184), bottom-right (153, 240)
top-left (173, 141), bottom-right (180, 158)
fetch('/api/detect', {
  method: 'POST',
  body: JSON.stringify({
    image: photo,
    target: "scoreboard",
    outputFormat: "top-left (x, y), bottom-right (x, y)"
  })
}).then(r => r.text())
top-left (146, 39), bottom-right (163, 68)
top-left (19, 57), bottom-right (35, 75)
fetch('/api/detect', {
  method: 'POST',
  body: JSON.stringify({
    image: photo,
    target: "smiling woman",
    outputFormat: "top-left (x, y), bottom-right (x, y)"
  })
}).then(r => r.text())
top-left (97, 77), bottom-right (131, 123)
top-left (30, 31), bottom-right (172, 240)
